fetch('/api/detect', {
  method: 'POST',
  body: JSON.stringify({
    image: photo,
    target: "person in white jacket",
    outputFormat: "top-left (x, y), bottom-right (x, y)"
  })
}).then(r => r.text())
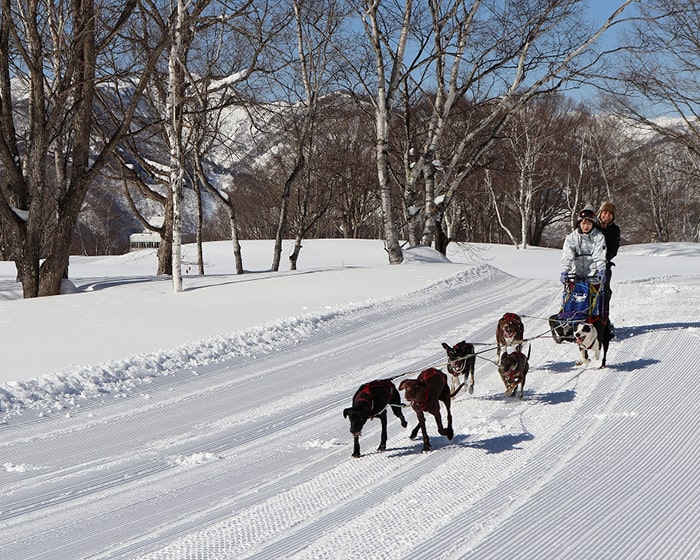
top-left (560, 206), bottom-right (607, 283)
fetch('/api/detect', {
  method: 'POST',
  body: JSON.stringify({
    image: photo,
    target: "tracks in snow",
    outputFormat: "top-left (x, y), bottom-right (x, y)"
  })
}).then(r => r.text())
top-left (7, 268), bottom-right (688, 560)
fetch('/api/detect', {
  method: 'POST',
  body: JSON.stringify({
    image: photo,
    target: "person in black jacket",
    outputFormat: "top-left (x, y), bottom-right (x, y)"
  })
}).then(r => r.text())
top-left (597, 201), bottom-right (620, 322)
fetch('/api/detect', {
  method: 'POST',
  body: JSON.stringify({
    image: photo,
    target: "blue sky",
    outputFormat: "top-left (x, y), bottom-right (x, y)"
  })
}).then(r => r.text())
top-left (586, 0), bottom-right (633, 25)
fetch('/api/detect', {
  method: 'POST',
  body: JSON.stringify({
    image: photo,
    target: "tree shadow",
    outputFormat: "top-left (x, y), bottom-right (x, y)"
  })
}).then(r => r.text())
top-left (73, 276), bottom-right (163, 291)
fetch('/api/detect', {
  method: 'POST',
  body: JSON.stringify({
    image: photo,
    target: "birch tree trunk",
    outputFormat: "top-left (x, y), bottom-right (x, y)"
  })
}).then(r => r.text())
top-left (167, 0), bottom-right (186, 293)
top-left (192, 149), bottom-right (244, 274)
top-left (361, 0), bottom-right (411, 264)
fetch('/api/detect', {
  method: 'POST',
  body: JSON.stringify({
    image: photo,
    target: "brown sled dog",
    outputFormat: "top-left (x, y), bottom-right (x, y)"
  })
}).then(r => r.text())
top-left (497, 346), bottom-right (531, 399)
top-left (399, 368), bottom-right (454, 452)
top-left (496, 312), bottom-right (524, 364)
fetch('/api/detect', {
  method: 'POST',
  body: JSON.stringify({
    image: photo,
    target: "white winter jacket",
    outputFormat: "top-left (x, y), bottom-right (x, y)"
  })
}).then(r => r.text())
top-left (560, 227), bottom-right (607, 278)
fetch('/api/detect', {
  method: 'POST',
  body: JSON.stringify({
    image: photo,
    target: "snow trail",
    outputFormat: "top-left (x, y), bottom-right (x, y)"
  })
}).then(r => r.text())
top-left (2, 249), bottom-right (700, 560)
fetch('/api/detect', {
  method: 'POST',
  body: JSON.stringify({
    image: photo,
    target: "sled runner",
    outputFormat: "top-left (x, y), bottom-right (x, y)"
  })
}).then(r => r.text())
top-left (549, 275), bottom-right (606, 344)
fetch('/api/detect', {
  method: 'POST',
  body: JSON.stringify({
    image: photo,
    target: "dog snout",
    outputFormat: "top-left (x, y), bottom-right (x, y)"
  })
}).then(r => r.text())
top-left (401, 384), bottom-right (417, 401)
top-left (349, 421), bottom-right (364, 436)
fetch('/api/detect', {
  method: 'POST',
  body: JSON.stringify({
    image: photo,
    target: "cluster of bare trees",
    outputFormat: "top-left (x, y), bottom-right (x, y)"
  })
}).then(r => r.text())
top-left (2, 0), bottom-right (698, 300)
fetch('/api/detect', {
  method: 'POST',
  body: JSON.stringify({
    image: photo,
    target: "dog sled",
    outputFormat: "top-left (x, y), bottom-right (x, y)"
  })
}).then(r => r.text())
top-left (549, 275), bottom-right (606, 344)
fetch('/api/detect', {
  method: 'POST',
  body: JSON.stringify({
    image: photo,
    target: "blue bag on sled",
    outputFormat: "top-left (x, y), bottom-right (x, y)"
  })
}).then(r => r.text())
top-left (549, 278), bottom-right (604, 343)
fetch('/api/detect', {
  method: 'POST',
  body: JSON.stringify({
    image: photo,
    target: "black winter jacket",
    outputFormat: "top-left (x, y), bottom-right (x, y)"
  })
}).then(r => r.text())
top-left (599, 222), bottom-right (620, 264)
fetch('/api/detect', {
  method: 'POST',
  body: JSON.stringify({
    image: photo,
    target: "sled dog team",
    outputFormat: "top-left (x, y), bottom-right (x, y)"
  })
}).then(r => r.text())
top-left (345, 202), bottom-right (620, 457)
top-left (344, 310), bottom-right (609, 457)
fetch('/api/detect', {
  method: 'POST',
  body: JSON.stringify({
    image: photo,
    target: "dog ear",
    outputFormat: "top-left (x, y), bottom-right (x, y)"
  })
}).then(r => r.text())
top-left (441, 342), bottom-right (450, 350)
top-left (343, 407), bottom-right (352, 418)
top-left (398, 380), bottom-right (408, 391)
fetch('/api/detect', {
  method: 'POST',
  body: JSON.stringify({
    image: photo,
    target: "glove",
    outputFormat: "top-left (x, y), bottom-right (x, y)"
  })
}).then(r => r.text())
top-left (594, 271), bottom-right (605, 284)
top-left (560, 271), bottom-right (570, 284)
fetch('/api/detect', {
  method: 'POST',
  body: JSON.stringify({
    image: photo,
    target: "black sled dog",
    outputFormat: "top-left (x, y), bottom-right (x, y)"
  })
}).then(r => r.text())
top-left (343, 379), bottom-right (408, 458)
top-left (441, 341), bottom-right (476, 397)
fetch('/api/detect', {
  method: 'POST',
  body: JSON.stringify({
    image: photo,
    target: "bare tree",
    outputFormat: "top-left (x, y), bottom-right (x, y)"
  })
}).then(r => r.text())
top-left (488, 95), bottom-right (586, 248)
top-left (353, 0), bottom-right (415, 264)
top-left (110, 0), bottom-right (276, 281)
top-left (604, 0), bottom-right (700, 242)
top-left (0, 0), bottom-right (162, 297)
top-left (620, 138), bottom-right (700, 243)
top-left (249, 0), bottom-right (349, 271)
top-left (608, 0), bottom-right (700, 156)
top-left (345, 0), bottom-right (635, 258)
top-left (420, 0), bottom-right (636, 253)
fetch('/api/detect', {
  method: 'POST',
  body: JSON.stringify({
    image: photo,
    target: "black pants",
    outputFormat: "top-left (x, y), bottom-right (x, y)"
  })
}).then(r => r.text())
top-left (603, 264), bottom-right (613, 320)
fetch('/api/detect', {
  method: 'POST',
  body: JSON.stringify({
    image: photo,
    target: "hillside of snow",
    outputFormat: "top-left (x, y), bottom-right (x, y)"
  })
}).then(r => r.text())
top-left (1, 239), bottom-right (699, 560)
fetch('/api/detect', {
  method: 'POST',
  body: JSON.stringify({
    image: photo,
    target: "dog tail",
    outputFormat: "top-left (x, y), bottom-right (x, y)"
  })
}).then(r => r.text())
top-left (450, 383), bottom-right (465, 399)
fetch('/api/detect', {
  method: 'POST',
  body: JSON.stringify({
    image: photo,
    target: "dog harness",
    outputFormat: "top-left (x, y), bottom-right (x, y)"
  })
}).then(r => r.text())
top-left (446, 342), bottom-right (473, 375)
top-left (503, 312), bottom-right (519, 323)
top-left (503, 352), bottom-right (527, 383)
top-left (357, 380), bottom-right (391, 416)
top-left (414, 368), bottom-right (443, 411)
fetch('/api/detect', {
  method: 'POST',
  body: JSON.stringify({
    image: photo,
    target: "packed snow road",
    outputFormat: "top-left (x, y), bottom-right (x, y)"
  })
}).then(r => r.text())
top-left (1, 263), bottom-right (700, 560)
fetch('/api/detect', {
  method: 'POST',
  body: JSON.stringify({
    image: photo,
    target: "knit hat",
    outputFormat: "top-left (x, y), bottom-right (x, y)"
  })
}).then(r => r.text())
top-left (598, 200), bottom-right (616, 217)
top-left (577, 206), bottom-right (596, 223)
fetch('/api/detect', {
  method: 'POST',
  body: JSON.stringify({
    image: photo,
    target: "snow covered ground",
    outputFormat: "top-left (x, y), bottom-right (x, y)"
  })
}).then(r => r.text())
top-left (1, 239), bottom-right (699, 560)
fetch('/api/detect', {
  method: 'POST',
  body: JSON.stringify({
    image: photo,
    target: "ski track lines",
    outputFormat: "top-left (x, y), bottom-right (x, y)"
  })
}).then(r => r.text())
top-left (231, 342), bottom-right (605, 560)
top-left (4, 270), bottom-right (695, 560)
top-left (0, 270), bottom-right (546, 560)
top-left (133, 284), bottom-right (564, 560)
top-left (141, 312), bottom-right (700, 556)
top-left (432, 321), bottom-right (700, 560)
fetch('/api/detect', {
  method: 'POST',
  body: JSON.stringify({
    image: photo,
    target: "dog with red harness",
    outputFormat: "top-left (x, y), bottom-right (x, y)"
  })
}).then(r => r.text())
top-left (399, 368), bottom-right (454, 452)
top-left (496, 312), bottom-right (524, 364)
top-left (498, 346), bottom-right (531, 399)
top-left (343, 379), bottom-right (408, 458)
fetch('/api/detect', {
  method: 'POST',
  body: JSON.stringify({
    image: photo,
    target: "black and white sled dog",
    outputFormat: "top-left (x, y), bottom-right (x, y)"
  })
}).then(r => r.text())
top-left (441, 341), bottom-right (476, 397)
top-left (573, 319), bottom-right (611, 368)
